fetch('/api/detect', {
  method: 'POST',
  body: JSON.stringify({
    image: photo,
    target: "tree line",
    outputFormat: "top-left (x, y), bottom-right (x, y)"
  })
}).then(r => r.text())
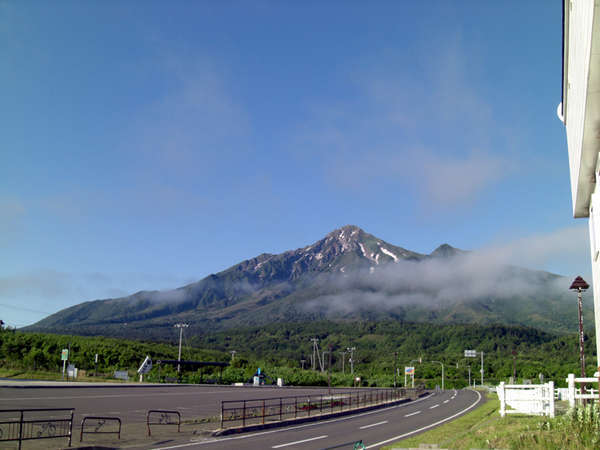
top-left (0, 320), bottom-right (595, 388)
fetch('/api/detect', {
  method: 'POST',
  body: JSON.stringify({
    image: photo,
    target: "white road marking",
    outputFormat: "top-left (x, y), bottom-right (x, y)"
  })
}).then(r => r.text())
top-left (150, 394), bottom-right (435, 449)
top-left (443, 400), bottom-right (449, 404)
top-left (429, 404), bottom-right (439, 409)
top-left (271, 435), bottom-right (328, 448)
top-left (405, 411), bottom-right (421, 417)
top-left (359, 420), bottom-right (388, 429)
top-left (365, 390), bottom-right (483, 449)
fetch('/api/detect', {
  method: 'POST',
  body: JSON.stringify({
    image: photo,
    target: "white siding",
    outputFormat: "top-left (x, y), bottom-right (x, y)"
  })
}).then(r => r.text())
top-left (565, 0), bottom-right (595, 217)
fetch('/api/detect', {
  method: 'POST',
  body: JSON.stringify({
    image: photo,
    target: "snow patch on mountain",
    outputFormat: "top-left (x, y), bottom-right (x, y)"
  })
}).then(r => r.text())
top-left (381, 247), bottom-right (399, 262)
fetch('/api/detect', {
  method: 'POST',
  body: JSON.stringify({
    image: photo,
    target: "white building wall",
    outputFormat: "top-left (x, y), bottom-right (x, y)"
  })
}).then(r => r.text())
top-left (564, 0), bottom-right (600, 365)
top-left (564, 0), bottom-right (595, 217)
top-left (589, 192), bottom-right (600, 360)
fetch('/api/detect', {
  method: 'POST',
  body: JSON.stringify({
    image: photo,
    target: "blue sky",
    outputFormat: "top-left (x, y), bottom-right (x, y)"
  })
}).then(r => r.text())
top-left (0, 1), bottom-right (589, 328)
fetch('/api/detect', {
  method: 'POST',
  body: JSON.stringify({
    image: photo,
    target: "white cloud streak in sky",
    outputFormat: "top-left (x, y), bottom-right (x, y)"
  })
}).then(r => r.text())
top-left (296, 37), bottom-right (513, 210)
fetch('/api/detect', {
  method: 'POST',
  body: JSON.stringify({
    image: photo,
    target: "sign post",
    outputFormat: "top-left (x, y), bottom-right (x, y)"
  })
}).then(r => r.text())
top-left (137, 355), bottom-right (152, 382)
top-left (405, 366), bottom-right (415, 388)
top-left (464, 349), bottom-right (483, 386)
top-left (61, 349), bottom-right (69, 380)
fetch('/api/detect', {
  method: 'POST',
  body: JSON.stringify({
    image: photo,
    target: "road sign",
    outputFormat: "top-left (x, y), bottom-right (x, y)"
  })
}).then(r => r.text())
top-left (61, 349), bottom-right (69, 361)
top-left (137, 355), bottom-right (152, 374)
top-left (405, 366), bottom-right (415, 375)
top-left (464, 350), bottom-right (477, 358)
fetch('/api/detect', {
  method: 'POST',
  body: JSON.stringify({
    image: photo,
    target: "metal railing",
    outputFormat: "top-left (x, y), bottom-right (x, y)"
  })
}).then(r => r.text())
top-left (220, 388), bottom-right (420, 429)
top-left (147, 410), bottom-right (181, 436)
top-left (0, 408), bottom-right (74, 449)
top-left (80, 416), bottom-right (121, 442)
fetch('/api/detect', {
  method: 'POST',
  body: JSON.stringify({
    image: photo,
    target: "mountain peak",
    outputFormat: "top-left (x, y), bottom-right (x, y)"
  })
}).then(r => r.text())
top-left (430, 244), bottom-right (464, 258)
top-left (325, 225), bottom-right (364, 242)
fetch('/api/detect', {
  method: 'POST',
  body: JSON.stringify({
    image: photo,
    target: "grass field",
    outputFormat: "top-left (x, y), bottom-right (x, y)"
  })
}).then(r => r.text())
top-left (383, 390), bottom-right (596, 450)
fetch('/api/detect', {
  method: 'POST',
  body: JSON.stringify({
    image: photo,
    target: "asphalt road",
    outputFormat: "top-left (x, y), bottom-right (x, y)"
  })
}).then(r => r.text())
top-left (0, 384), bottom-right (364, 424)
top-left (0, 384), bottom-right (483, 449)
top-left (149, 389), bottom-right (483, 450)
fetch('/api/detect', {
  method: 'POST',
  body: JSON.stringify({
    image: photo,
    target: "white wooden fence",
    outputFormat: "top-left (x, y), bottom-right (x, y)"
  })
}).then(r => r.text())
top-left (497, 375), bottom-right (600, 418)
top-left (497, 381), bottom-right (555, 417)
top-left (565, 373), bottom-right (599, 407)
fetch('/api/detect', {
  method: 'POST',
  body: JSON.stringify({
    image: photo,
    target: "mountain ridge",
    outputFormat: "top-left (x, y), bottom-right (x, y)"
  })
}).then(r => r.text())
top-left (24, 225), bottom-right (587, 339)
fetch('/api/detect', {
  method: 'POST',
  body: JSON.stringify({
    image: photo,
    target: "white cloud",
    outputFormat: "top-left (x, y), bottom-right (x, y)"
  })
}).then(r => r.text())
top-left (125, 55), bottom-right (250, 177)
top-left (0, 270), bottom-right (197, 327)
top-left (417, 150), bottom-right (509, 205)
top-left (294, 37), bottom-right (513, 210)
top-left (304, 225), bottom-right (590, 315)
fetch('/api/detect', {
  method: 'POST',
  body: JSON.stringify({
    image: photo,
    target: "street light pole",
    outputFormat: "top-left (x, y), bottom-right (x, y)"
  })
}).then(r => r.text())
top-left (468, 365), bottom-right (471, 387)
top-left (430, 360), bottom-right (445, 391)
top-left (174, 323), bottom-right (189, 373)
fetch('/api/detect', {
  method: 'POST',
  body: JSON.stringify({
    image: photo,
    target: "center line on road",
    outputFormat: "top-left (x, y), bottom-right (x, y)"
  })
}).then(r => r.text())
top-left (429, 404), bottom-right (439, 409)
top-left (405, 411), bottom-right (421, 417)
top-left (272, 435), bottom-right (328, 448)
top-left (359, 420), bottom-right (388, 429)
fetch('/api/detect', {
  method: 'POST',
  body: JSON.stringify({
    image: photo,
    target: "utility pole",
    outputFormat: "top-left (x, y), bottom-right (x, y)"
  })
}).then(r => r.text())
top-left (328, 345), bottom-right (332, 394)
top-left (394, 352), bottom-right (398, 389)
top-left (339, 351), bottom-right (346, 373)
top-left (67, 342), bottom-right (71, 381)
top-left (347, 347), bottom-right (356, 375)
top-left (310, 338), bottom-right (319, 370)
top-left (174, 323), bottom-right (189, 373)
top-left (480, 351), bottom-right (484, 386)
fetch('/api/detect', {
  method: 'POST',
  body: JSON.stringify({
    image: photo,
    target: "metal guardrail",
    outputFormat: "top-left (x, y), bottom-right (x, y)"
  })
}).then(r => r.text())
top-left (80, 416), bottom-right (121, 442)
top-left (0, 408), bottom-right (74, 449)
top-left (220, 388), bottom-right (420, 429)
top-left (147, 410), bottom-right (181, 436)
